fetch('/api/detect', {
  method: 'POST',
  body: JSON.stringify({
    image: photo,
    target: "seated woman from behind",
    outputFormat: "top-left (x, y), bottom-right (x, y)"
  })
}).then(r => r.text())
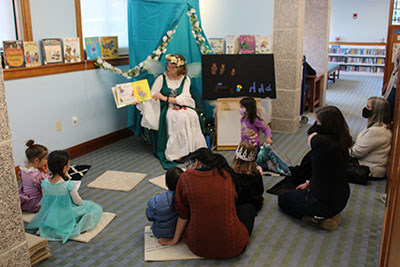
top-left (350, 96), bottom-right (392, 179)
top-left (158, 148), bottom-right (249, 259)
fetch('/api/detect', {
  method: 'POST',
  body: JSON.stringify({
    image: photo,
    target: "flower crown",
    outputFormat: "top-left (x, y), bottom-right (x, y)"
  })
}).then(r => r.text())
top-left (165, 54), bottom-right (186, 67)
top-left (235, 144), bottom-right (257, 162)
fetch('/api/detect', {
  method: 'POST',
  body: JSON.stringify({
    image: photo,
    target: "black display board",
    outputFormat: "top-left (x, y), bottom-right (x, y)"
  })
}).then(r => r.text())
top-left (201, 54), bottom-right (276, 100)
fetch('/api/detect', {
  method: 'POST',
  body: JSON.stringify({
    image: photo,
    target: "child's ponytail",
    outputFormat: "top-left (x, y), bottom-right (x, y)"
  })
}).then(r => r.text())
top-left (48, 150), bottom-right (70, 181)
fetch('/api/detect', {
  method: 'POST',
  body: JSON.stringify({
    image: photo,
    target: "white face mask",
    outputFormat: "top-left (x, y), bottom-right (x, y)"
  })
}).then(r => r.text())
top-left (239, 107), bottom-right (246, 116)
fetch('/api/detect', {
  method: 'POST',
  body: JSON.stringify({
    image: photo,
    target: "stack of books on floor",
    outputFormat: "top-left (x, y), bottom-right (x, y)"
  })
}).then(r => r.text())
top-left (25, 233), bottom-right (51, 266)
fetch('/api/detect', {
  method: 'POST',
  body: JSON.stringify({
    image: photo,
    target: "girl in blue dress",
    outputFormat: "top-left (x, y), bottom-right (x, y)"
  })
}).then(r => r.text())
top-left (27, 150), bottom-right (102, 243)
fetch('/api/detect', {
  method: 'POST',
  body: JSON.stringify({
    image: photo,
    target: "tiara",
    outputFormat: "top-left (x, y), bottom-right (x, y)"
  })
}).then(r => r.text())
top-left (235, 145), bottom-right (257, 162)
top-left (165, 54), bottom-right (186, 67)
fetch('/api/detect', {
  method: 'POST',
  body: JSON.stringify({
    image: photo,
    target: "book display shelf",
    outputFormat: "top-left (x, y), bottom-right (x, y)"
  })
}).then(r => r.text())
top-left (328, 43), bottom-right (386, 76)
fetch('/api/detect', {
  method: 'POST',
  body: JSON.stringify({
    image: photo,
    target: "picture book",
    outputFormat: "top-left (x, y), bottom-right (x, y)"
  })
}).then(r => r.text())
top-left (85, 37), bottom-right (101, 60)
top-left (63, 37), bottom-right (81, 63)
top-left (112, 79), bottom-right (152, 108)
top-left (23, 41), bottom-right (40, 67)
top-left (100, 36), bottom-right (119, 59)
top-left (41, 38), bottom-right (63, 64)
top-left (255, 34), bottom-right (272, 54)
top-left (3, 40), bottom-right (25, 68)
top-left (209, 38), bottom-right (225, 54)
top-left (225, 35), bottom-right (240, 54)
top-left (239, 35), bottom-right (255, 54)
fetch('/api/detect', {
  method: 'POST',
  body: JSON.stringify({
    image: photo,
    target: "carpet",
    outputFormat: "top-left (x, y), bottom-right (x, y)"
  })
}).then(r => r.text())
top-left (87, 170), bottom-right (147, 192)
top-left (144, 226), bottom-right (203, 261)
top-left (71, 212), bottom-right (116, 243)
top-left (148, 175), bottom-right (168, 190)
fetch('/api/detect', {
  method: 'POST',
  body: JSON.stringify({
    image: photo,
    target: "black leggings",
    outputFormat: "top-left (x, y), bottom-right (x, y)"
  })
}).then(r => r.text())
top-left (278, 189), bottom-right (344, 220)
top-left (236, 203), bottom-right (257, 236)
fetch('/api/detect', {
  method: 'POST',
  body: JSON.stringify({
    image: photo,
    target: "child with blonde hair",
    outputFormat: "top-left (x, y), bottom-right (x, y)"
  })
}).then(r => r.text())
top-left (231, 142), bottom-right (265, 212)
top-left (19, 139), bottom-right (50, 213)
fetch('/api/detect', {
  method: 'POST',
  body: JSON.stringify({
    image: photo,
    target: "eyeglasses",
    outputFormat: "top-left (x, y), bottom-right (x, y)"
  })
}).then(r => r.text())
top-left (166, 64), bottom-right (179, 69)
top-left (186, 160), bottom-right (195, 169)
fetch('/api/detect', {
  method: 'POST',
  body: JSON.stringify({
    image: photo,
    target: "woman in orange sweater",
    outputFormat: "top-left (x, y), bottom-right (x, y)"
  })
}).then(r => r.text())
top-left (158, 148), bottom-right (249, 259)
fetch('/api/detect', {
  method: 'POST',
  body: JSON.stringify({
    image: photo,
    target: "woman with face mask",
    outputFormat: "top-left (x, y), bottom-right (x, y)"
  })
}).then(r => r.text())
top-left (350, 97), bottom-right (392, 179)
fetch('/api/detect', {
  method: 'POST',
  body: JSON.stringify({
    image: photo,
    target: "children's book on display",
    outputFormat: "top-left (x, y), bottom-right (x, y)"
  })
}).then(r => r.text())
top-left (239, 35), bottom-right (255, 54)
top-left (112, 79), bottom-right (152, 108)
top-left (255, 34), bottom-right (272, 54)
top-left (85, 37), bottom-right (101, 60)
top-left (209, 38), bottom-right (225, 54)
top-left (41, 38), bottom-right (63, 64)
top-left (63, 37), bottom-right (81, 63)
top-left (3, 40), bottom-right (25, 68)
top-left (100, 36), bottom-right (119, 59)
top-left (23, 41), bottom-right (40, 67)
top-left (225, 35), bottom-right (240, 54)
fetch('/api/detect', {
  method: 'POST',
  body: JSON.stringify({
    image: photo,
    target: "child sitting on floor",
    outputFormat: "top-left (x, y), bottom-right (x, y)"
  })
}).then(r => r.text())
top-left (231, 142), bottom-right (265, 213)
top-left (19, 139), bottom-right (50, 213)
top-left (146, 166), bottom-right (183, 238)
top-left (27, 150), bottom-right (103, 243)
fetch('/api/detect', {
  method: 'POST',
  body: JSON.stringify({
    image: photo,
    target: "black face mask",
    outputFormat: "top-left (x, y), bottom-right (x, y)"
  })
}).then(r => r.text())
top-left (362, 107), bottom-right (372, 119)
top-left (307, 121), bottom-right (324, 135)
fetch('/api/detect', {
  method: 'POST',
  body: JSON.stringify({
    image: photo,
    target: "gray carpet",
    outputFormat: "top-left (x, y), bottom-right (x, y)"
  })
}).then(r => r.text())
top-left (36, 74), bottom-right (386, 266)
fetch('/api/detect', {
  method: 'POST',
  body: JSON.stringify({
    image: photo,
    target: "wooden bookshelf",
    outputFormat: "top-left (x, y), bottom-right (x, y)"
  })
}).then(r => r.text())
top-left (328, 43), bottom-right (386, 75)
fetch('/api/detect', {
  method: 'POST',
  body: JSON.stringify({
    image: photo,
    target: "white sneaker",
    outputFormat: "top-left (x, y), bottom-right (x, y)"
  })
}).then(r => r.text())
top-left (380, 193), bottom-right (387, 204)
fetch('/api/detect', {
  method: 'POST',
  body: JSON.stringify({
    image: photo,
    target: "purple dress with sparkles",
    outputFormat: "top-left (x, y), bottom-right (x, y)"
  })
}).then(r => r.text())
top-left (240, 117), bottom-right (272, 147)
top-left (19, 165), bottom-right (49, 213)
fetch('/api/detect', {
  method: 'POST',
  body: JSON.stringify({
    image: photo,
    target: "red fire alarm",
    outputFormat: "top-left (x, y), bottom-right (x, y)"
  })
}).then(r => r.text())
top-left (353, 13), bottom-right (358, 19)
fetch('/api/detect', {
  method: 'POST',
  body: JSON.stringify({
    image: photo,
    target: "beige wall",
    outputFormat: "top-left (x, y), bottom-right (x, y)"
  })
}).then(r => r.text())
top-left (0, 57), bottom-right (30, 265)
top-left (303, 0), bottom-right (331, 106)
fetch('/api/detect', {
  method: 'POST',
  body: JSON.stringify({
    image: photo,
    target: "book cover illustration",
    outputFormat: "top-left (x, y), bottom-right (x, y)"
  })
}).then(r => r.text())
top-left (113, 79), bottom-right (151, 108)
top-left (225, 35), bottom-right (240, 54)
top-left (85, 37), bottom-right (101, 60)
top-left (63, 37), bottom-right (81, 63)
top-left (100, 36), bottom-right (119, 59)
top-left (41, 38), bottom-right (63, 64)
top-left (255, 35), bottom-right (272, 54)
top-left (3, 40), bottom-right (25, 68)
top-left (239, 35), bottom-right (255, 54)
top-left (209, 38), bottom-right (225, 54)
top-left (23, 41), bottom-right (40, 67)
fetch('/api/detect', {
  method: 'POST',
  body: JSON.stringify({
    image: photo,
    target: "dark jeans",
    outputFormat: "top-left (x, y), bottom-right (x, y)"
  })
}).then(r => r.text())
top-left (236, 203), bottom-right (257, 236)
top-left (278, 189), bottom-right (343, 220)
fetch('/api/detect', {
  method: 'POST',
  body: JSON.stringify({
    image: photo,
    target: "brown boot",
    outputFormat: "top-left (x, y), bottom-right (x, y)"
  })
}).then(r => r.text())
top-left (320, 218), bottom-right (339, 231)
top-left (331, 214), bottom-right (343, 226)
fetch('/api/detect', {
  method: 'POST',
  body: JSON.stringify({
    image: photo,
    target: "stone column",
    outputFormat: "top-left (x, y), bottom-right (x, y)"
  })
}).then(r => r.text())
top-left (303, 0), bottom-right (331, 106)
top-left (272, 0), bottom-right (306, 133)
top-left (0, 57), bottom-right (30, 265)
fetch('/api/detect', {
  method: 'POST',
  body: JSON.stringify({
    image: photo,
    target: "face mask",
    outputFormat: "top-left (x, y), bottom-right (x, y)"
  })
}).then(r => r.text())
top-left (239, 107), bottom-right (246, 116)
top-left (362, 107), bottom-right (372, 118)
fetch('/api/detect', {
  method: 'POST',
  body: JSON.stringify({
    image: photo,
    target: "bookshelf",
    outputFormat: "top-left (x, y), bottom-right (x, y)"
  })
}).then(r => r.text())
top-left (328, 43), bottom-right (386, 76)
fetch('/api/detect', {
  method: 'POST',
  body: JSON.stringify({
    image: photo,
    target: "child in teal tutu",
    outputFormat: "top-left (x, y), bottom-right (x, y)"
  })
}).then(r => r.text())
top-left (27, 150), bottom-right (102, 243)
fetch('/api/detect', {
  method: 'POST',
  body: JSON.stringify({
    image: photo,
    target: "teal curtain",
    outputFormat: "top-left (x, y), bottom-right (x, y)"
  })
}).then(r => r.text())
top-left (127, 0), bottom-right (212, 137)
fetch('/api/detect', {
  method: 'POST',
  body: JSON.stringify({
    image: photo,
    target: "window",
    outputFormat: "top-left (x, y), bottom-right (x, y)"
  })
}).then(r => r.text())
top-left (0, 0), bottom-right (17, 49)
top-left (393, 0), bottom-right (400, 25)
top-left (81, 0), bottom-right (128, 55)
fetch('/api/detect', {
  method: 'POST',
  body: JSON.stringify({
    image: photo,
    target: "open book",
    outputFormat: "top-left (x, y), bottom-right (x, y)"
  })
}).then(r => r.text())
top-left (112, 79), bottom-right (152, 108)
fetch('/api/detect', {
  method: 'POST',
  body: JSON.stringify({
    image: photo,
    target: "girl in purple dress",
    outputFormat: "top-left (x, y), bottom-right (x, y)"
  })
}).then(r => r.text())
top-left (239, 97), bottom-right (273, 148)
top-left (19, 139), bottom-right (49, 213)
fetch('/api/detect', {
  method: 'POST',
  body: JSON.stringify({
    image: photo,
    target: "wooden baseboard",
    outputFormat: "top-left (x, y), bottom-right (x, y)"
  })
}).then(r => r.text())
top-left (66, 128), bottom-right (133, 159)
